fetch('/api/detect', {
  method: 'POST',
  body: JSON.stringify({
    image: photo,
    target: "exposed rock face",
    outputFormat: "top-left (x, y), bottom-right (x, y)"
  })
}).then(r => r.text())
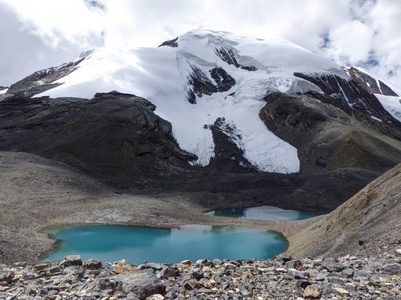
top-left (158, 37), bottom-right (179, 48)
top-left (347, 66), bottom-right (398, 96)
top-left (260, 93), bottom-right (401, 175)
top-left (186, 65), bottom-right (235, 104)
top-left (210, 67), bottom-right (236, 92)
top-left (294, 72), bottom-right (401, 127)
top-left (215, 47), bottom-right (257, 71)
top-left (208, 117), bottom-right (255, 173)
top-left (186, 65), bottom-right (217, 103)
top-left (3, 58), bottom-right (84, 99)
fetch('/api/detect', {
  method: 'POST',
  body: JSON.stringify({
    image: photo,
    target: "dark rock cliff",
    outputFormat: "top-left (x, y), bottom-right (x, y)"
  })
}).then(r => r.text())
top-left (347, 66), bottom-right (398, 97)
top-left (294, 72), bottom-right (401, 128)
top-left (0, 91), bottom-right (197, 186)
top-left (186, 65), bottom-right (235, 104)
top-left (260, 92), bottom-right (401, 175)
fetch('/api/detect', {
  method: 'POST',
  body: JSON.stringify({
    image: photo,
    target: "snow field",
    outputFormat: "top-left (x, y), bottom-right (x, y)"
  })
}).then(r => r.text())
top-left (37, 29), bottom-right (360, 174)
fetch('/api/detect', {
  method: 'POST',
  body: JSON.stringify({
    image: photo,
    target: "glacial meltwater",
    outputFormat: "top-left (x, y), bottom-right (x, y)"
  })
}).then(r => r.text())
top-left (204, 206), bottom-right (324, 221)
top-left (43, 225), bottom-right (287, 264)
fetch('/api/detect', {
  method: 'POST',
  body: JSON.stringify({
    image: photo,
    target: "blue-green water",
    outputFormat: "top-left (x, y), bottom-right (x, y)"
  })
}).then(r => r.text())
top-left (43, 225), bottom-right (287, 264)
top-left (204, 206), bottom-right (324, 221)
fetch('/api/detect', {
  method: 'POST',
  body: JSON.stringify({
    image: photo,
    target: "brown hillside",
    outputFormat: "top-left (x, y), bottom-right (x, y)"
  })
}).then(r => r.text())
top-left (287, 163), bottom-right (401, 258)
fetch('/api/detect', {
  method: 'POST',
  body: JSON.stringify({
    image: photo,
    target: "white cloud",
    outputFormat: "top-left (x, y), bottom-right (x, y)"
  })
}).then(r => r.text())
top-left (367, 0), bottom-right (401, 86)
top-left (0, 0), bottom-right (400, 89)
top-left (3, 0), bottom-right (104, 48)
top-left (0, 2), bottom-right (84, 86)
top-left (325, 20), bottom-right (374, 65)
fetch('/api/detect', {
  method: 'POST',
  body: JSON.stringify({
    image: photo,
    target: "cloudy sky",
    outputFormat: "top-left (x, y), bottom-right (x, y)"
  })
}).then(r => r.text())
top-left (1, 0), bottom-right (400, 88)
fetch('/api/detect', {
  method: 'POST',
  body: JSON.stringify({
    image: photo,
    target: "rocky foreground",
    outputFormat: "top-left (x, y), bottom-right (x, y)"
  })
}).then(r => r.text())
top-left (1, 242), bottom-right (400, 300)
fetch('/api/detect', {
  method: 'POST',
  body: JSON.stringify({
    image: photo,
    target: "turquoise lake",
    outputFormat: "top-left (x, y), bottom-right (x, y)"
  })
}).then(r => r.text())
top-left (204, 206), bottom-right (324, 221)
top-left (44, 225), bottom-right (287, 264)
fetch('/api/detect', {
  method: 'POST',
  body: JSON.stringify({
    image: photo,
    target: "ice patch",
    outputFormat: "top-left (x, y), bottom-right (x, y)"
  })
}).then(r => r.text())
top-left (370, 116), bottom-right (382, 122)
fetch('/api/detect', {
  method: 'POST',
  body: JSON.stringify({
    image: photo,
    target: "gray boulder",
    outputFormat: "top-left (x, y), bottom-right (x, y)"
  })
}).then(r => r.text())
top-left (113, 269), bottom-right (165, 300)
top-left (83, 259), bottom-right (102, 270)
top-left (59, 255), bottom-right (82, 268)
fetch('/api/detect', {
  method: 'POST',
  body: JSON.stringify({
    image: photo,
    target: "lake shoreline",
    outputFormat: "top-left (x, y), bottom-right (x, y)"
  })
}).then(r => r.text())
top-left (43, 225), bottom-right (288, 264)
top-left (36, 216), bottom-right (296, 266)
top-left (41, 205), bottom-right (328, 264)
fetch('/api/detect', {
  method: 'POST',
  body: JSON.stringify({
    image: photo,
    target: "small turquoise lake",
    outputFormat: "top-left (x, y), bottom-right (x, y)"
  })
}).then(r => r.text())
top-left (204, 206), bottom-right (324, 221)
top-left (44, 225), bottom-right (287, 264)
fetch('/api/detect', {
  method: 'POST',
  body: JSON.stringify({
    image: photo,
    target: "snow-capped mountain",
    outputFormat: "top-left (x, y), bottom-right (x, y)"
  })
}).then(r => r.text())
top-left (2, 29), bottom-right (401, 176)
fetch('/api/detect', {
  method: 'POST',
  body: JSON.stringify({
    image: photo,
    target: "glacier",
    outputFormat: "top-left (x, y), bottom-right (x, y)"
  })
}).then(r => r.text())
top-left (35, 29), bottom-right (373, 173)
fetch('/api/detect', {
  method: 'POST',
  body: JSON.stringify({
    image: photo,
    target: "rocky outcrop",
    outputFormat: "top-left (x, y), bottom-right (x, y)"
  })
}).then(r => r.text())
top-left (210, 67), bottom-right (236, 92)
top-left (208, 117), bottom-right (255, 173)
top-left (158, 37), bottom-right (179, 48)
top-left (1, 243), bottom-right (400, 299)
top-left (294, 72), bottom-right (401, 127)
top-left (3, 59), bottom-right (84, 99)
top-left (186, 65), bottom-right (217, 103)
top-left (347, 66), bottom-right (398, 96)
top-left (186, 65), bottom-right (235, 104)
top-left (215, 47), bottom-right (257, 71)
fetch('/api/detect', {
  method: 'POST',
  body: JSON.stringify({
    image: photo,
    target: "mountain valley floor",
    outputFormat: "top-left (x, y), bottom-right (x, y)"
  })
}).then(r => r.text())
top-left (0, 151), bottom-right (400, 265)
